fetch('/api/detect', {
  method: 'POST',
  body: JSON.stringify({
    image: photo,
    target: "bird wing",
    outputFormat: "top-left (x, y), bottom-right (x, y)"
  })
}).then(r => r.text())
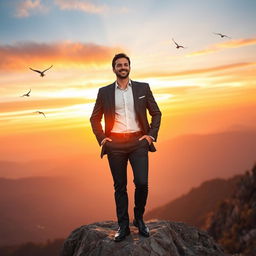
top-left (213, 32), bottom-right (221, 36)
top-left (21, 89), bottom-right (31, 97)
top-left (35, 111), bottom-right (46, 117)
top-left (172, 38), bottom-right (178, 46)
top-left (40, 112), bottom-right (46, 117)
top-left (30, 67), bottom-right (42, 74)
top-left (42, 65), bottom-right (53, 73)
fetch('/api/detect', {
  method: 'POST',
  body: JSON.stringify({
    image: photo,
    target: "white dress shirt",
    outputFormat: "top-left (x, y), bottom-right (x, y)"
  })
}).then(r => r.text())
top-left (111, 80), bottom-right (141, 133)
top-left (100, 80), bottom-right (155, 145)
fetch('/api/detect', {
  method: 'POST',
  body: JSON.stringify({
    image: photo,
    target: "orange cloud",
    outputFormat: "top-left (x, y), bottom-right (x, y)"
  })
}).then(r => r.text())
top-left (218, 38), bottom-right (256, 48)
top-left (0, 97), bottom-right (92, 113)
top-left (0, 41), bottom-right (123, 70)
top-left (137, 62), bottom-right (256, 79)
top-left (156, 86), bottom-right (200, 95)
top-left (187, 37), bottom-right (256, 57)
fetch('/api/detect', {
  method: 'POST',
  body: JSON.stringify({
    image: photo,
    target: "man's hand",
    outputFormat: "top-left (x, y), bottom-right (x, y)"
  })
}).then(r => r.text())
top-left (139, 135), bottom-right (153, 145)
top-left (101, 137), bottom-right (112, 146)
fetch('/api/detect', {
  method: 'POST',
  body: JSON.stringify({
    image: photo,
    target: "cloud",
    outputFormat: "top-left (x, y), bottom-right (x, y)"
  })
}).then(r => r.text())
top-left (13, 0), bottom-right (129, 18)
top-left (187, 37), bottom-right (256, 57)
top-left (156, 86), bottom-right (200, 95)
top-left (53, 0), bottom-right (129, 14)
top-left (54, 0), bottom-right (107, 13)
top-left (15, 0), bottom-right (48, 18)
top-left (0, 41), bottom-right (123, 70)
top-left (217, 37), bottom-right (256, 48)
top-left (138, 62), bottom-right (256, 79)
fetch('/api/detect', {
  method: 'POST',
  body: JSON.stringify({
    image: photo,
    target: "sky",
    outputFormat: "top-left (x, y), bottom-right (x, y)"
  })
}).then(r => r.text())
top-left (0, 0), bottom-right (256, 163)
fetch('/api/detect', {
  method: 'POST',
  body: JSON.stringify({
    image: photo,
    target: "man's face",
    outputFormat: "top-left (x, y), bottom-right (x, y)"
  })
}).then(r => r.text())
top-left (113, 57), bottom-right (130, 79)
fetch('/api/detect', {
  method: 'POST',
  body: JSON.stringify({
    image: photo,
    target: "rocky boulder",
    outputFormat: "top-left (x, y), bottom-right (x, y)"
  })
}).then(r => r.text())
top-left (60, 219), bottom-right (227, 256)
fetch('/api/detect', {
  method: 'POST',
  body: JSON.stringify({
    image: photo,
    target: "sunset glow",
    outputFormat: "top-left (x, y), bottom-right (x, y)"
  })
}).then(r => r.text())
top-left (0, 0), bottom-right (255, 162)
top-left (0, 3), bottom-right (256, 243)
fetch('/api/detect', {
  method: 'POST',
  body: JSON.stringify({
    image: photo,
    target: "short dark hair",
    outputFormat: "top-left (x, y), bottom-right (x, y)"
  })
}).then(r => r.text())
top-left (112, 53), bottom-right (130, 69)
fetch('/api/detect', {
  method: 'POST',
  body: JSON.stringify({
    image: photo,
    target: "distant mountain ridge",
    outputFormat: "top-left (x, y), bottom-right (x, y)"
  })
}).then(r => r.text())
top-left (145, 164), bottom-right (256, 255)
top-left (145, 175), bottom-right (241, 228)
top-left (1, 129), bottom-right (256, 211)
top-left (1, 129), bottom-right (256, 248)
top-left (150, 129), bottom-right (256, 208)
top-left (0, 176), bottom-right (113, 246)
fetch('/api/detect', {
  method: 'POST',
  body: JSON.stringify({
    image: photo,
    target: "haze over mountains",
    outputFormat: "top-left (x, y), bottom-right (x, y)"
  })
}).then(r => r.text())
top-left (0, 176), bottom-right (115, 246)
top-left (0, 129), bottom-right (255, 245)
top-left (1, 128), bottom-right (255, 183)
top-left (145, 176), bottom-right (241, 227)
top-left (2, 128), bottom-right (255, 206)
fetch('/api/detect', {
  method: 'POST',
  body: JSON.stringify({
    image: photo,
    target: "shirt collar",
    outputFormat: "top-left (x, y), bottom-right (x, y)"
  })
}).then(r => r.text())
top-left (115, 80), bottom-right (132, 90)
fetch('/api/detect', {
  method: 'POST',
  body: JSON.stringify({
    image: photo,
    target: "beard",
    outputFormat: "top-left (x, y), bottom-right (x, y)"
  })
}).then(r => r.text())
top-left (115, 69), bottom-right (130, 79)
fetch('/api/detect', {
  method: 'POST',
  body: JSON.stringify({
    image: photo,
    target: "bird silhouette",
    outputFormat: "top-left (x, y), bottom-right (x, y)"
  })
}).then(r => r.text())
top-left (172, 38), bottom-right (186, 49)
top-left (29, 65), bottom-right (53, 77)
top-left (213, 32), bottom-right (231, 39)
top-left (35, 111), bottom-right (46, 118)
top-left (21, 89), bottom-right (31, 97)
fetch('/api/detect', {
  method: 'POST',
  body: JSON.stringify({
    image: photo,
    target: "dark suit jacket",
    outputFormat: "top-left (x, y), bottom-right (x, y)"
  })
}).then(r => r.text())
top-left (90, 80), bottom-right (162, 158)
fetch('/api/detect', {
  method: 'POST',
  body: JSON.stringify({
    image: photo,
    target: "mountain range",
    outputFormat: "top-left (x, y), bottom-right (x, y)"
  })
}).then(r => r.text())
top-left (0, 129), bottom-right (255, 247)
top-left (145, 175), bottom-right (241, 228)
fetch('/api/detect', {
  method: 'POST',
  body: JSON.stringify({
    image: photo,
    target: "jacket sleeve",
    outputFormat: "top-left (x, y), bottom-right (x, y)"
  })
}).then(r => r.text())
top-left (90, 88), bottom-right (106, 146)
top-left (146, 84), bottom-right (162, 141)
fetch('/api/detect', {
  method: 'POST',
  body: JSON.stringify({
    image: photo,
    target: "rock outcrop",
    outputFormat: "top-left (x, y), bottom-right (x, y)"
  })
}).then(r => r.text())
top-left (207, 164), bottom-right (256, 256)
top-left (60, 220), bottom-right (227, 256)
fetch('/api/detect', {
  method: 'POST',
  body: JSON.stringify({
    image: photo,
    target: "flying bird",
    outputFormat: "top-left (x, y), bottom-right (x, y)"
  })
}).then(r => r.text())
top-left (172, 38), bottom-right (186, 49)
top-left (213, 32), bottom-right (231, 39)
top-left (21, 89), bottom-right (31, 97)
top-left (29, 65), bottom-right (53, 77)
top-left (35, 111), bottom-right (46, 118)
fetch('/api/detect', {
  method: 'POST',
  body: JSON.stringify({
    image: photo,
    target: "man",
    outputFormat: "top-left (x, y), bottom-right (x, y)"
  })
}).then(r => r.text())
top-left (90, 53), bottom-right (161, 242)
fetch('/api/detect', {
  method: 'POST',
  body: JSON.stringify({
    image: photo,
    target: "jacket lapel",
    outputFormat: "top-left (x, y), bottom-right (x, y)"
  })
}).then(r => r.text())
top-left (131, 80), bottom-right (139, 116)
top-left (109, 83), bottom-right (116, 119)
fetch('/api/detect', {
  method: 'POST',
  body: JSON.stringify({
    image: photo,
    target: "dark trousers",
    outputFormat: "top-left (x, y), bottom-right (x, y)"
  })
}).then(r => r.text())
top-left (105, 132), bottom-right (149, 228)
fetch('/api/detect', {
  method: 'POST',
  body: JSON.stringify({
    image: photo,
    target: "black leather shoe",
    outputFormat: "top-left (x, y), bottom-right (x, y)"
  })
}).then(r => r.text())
top-left (114, 226), bottom-right (130, 242)
top-left (133, 219), bottom-right (150, 237)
